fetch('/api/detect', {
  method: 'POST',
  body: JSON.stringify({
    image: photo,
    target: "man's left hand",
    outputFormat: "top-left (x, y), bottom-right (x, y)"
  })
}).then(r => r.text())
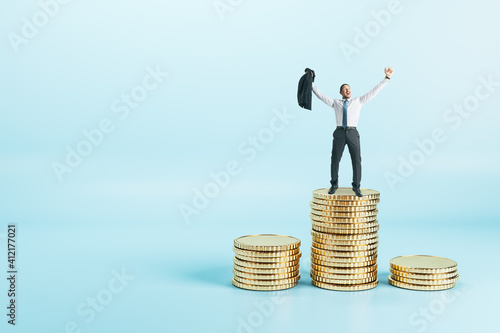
top-left (384, 67), bottom-right (394, 78)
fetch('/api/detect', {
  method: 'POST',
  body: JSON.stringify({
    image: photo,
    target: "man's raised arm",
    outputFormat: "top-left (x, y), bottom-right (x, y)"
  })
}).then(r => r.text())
top-left (312, 81), bottom-right (334, 108)
top-left (358, 67), bottom-right (394, 105)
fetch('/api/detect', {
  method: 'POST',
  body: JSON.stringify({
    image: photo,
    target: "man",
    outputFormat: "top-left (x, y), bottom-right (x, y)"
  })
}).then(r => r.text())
top-left (311, 67), bottom-right (394, 197)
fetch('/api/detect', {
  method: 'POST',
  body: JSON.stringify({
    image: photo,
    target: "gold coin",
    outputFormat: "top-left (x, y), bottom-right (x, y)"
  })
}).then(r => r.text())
top-left (313, 188), bottom-right (380, 201)
top-left (310, 202), bottom-right (378, 212)
top-left (311, 230), bottom-right (378, 241)
top-left (311, 253), bottom-right (377, 263)
top-left (311, 273), bottom-right (377, 285)
top-left (233, 263), bottom-right (300, 274)
top-left (312, 263), bottom-right (377, 274)
top-left (310, 213), bottom-right (377, 224)
top-left (311, 208), bottom-right (378, 218)
top-left (232, 278), bottom-right (298, 291)
top-left (312, 197), bottom-right (380, 207)
top-left (311, 258), bottom-right (377, 268)
top-left (390, 268), bottom-right (458, 280)
top-left (311, 268), bottom-right (377, 280)
top-left (311, 220), bottom-right (379, 230)
top-left (312, 236), bottom-right (378, 246)
top-left (234, 234), bottom-right (300, 252)
top-left (235, 252), bottom-right (302, 263)
top-left (391, 274), bottom-right (459, 286)
top-left (390, 255), bottom-right (457, 274)
top-left (312, 225), bottom-right (379, 235)
top-left (311, 246), bottom-right (377, 258)
top-left (233, 274), bottom-right (300, 286)
top-left (388, 276), bottom-right (456, 291)
top-left (312, 279), bottom-right (379, 291)
top-left (233, 257), bottom-right (300, 269)
top-left (233, 247), bottom-right (300, 258)
top-left (233, 268), bottom-right (299, 280)
top-left (312, 241), bottom-right (379, 251)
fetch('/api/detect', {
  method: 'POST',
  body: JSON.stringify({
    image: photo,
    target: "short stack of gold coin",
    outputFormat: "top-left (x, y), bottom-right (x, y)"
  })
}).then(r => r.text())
top-left (389, 255), bottom-right (459, 291)
top-left (309, 188), bottom-right (380, 291)
top-left (232, 234), bottom-right (301, 291)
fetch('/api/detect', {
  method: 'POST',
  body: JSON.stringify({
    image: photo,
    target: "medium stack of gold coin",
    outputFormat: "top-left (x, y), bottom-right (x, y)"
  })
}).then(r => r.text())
top-left (389, 255), bottom-right (459, 291)
top-left (309, 188), bottom-right (380, 291)
top-left (232, 234), bottom-right (301, 291)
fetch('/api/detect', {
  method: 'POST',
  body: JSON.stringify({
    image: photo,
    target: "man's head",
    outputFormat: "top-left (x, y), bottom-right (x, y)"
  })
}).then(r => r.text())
top-left (339, 84), bottom-right (351, 99)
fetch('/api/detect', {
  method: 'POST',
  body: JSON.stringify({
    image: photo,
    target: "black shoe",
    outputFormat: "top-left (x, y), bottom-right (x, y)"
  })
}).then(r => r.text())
top-left (353, 187), bottom-right (363, 197)
top-left (328, 185), bottom-right (338, 194)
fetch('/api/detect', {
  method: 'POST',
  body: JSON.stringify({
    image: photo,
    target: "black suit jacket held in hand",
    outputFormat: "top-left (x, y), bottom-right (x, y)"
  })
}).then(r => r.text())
top-left (297, 68), bottom-right (315, 110)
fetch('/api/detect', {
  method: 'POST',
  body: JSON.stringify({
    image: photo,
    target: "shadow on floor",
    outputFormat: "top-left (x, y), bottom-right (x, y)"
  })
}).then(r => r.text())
top-left (377, 271), bottom-right (390, 285)
top-left (181, 264), bottom-right (234, 287)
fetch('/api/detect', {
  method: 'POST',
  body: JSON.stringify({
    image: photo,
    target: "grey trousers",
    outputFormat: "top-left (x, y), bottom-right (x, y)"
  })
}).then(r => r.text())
top-left (330, 127), bottom-right (361, 188)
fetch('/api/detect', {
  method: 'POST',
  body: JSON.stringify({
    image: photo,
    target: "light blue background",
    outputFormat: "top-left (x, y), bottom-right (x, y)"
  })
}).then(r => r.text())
top-left (1, 0), bottom-right (499, 332)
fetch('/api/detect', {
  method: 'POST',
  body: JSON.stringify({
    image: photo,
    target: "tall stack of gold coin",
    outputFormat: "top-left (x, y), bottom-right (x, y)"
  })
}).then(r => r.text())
top-left (309, 188), bottom-right (380, 291)
top-left (232, 234), bottom-right (301, 291)
top-left (389, 255), bottom-right (459, 291)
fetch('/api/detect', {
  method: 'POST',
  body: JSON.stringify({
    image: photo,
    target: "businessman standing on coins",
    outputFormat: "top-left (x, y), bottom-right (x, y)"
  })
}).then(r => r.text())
top-left (308, 67), bottom-right (394, 197)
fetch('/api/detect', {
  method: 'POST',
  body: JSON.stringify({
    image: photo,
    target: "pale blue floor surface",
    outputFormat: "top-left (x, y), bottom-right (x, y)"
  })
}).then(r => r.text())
top-left (3, 216), bottom-right (498, 333)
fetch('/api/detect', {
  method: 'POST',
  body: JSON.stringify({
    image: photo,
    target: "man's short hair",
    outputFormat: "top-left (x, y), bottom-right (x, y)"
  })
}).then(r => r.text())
top-left (339, 83), bottom-right (349, 92)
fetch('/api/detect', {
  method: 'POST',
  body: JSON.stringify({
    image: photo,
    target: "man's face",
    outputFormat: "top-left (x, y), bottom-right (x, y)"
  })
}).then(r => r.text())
top-left (340, 85), bottom-right (351, 99)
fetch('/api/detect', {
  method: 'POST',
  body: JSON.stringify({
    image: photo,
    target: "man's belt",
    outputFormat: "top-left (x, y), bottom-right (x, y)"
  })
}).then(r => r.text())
top-left (337, 126), bottom-right (357, 130)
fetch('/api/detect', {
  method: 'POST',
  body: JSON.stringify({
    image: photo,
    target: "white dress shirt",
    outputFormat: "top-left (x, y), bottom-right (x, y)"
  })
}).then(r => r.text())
top-left (312, 78), bottom-right (389, 127)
